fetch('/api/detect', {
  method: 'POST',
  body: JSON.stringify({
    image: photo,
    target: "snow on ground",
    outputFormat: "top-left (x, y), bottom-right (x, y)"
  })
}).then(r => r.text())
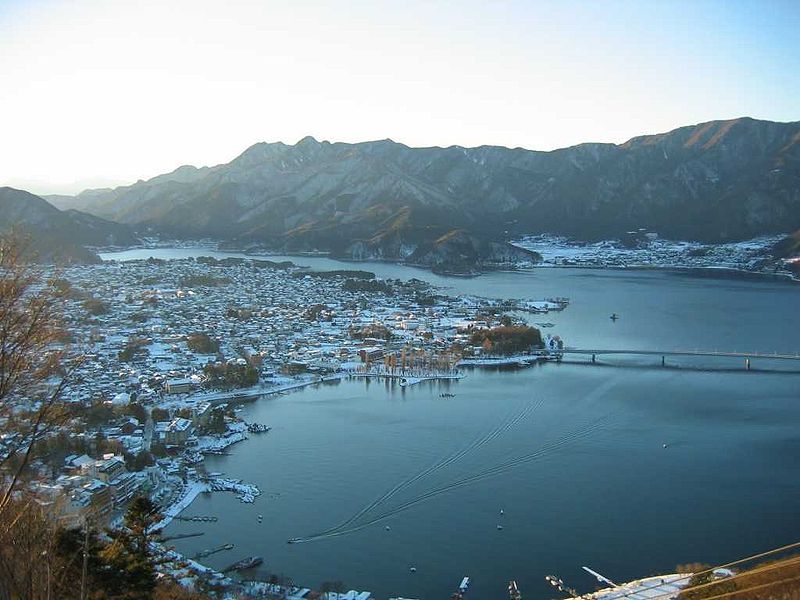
top-left (153, 480), bottom-right (210, 530)
top-left (195, 422), bottom-right (248, 454)
top-left (584, 573), bottom-right (691, 600)
top-left (161, 373), bottom-right (347, 412)
top-left (459, 354), bottom-right (545, 367)
top-left (514, 234), bottom-right (787, 274)
top-left (209, 477), bottom-right (261, 503)
top-left (243, 583), bottom-right (313, 599)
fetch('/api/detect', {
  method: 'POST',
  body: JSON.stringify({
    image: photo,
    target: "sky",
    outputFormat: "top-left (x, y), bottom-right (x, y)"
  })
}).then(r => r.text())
top-left (1, 0), bottom-right (799, 195)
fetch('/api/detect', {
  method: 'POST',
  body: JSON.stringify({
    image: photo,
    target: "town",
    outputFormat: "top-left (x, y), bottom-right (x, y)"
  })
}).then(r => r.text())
top-left (515, 233), bottom-right (796, 278)
top-left (2, 254), bottom-right (567, 597)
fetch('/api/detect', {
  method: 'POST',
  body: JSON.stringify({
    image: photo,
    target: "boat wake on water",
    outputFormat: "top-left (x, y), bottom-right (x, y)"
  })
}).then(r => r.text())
top-left (288, 398), bottom-right (617, 544)
top-left (289, 400), bottom-right (542, 543)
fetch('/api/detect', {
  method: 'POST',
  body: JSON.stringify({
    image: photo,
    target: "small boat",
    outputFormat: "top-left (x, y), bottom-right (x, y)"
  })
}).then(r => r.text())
top-left (508, 580), bottom-right (522, 600)
top-left (385, 526), bottom-right (391, 531)
top-left (452, 576), bottom-right (470, 600)
top-left (409, 566), bottom-right (417, 573)
top-left (500, 509), bottom-right (504, 515)
top-left (497, 524), bottom-right (503, 530)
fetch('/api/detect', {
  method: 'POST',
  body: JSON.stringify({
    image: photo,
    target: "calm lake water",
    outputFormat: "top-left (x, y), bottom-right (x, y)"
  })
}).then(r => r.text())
top-left (102, 248), bottom-right (800, 599)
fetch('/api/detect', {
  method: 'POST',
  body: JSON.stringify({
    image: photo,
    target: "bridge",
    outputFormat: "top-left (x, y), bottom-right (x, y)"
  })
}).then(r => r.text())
top-left (554, 348), bottom-right (800, 370)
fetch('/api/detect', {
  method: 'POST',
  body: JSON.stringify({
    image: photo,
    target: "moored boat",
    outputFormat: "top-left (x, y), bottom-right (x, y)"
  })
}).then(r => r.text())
top-left (223, 555), bottom-right (263, 572)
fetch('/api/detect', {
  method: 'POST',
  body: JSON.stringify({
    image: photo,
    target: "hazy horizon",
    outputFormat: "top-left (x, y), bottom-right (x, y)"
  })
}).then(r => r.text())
top-left (2, 0), bottom-right (799, 195)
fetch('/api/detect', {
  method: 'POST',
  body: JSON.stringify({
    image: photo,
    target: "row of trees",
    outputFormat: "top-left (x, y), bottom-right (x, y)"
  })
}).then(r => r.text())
top-left (293, 269), bottom-right (376, 280)
top-left (342, 278), bottom-right (393, 294)
top-left (177, 274), bottom-right (231, 288)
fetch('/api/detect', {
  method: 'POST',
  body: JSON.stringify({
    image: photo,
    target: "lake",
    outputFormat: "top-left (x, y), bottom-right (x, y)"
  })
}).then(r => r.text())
top-left (102, 248), bottom-right (800, 598)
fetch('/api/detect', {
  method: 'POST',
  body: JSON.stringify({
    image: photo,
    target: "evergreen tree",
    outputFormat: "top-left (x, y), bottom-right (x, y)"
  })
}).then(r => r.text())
top-left (95, 496), bottom-right (162, 598)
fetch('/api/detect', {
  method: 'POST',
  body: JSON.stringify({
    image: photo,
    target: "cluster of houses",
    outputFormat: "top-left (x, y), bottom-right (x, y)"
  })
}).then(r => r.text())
top-left (2, 254), bottom-right (566, 593)
top-left (31, 453), bottom-right (146, 526)
top-left (517, 233), bottom-right (787, 271)
top-left (47, 258), bottom-right (555, 409)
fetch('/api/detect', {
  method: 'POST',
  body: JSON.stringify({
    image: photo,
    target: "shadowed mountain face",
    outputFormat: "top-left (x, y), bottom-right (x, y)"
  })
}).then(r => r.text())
top-left (51, 118), bottom-right (800, 261)
top-left (0, 187), bottom-right (139, 263)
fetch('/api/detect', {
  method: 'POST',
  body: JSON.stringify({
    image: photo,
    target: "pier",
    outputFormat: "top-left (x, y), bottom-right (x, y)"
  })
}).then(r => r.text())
top-left (193, 543), bottom-right (234, 559)
top-left (161, 532), bottom-right (204, 542)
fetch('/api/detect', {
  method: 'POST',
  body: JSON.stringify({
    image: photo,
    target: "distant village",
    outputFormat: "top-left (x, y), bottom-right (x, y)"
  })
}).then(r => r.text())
top-left (2, 255), bottom-right (566, 596)
top-left (516, 233), bottom-right (795, 277)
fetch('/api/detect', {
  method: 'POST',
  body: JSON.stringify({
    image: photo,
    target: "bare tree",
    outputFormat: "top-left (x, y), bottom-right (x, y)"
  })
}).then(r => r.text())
top-left (0, 233), bottom-right (77, 599)
top-left (0, 233), bottom-right (74, 508)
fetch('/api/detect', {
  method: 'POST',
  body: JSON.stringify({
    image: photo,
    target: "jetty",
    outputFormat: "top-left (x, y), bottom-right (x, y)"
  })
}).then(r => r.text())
top-left (193, 543), bottom-right (234, 559)
top-left (174, 515), bottom-right (218, 523)
top-left (161, 532), bottom-right (204, 542)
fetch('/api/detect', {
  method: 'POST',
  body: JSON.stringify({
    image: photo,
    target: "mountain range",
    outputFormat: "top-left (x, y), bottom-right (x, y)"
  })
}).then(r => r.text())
top-left (30, 117), bottom-right (800, 268)
top-left (0, 187), bottom-right (138, 263)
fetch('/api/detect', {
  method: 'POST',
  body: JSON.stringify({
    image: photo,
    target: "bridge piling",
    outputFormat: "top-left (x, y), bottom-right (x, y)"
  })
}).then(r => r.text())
top-left (746, 358), bottom-right (751, 370)
top-left (661, 356), bottom-right (665, 367)
top-left (591, 354), bottom-right (596, 364)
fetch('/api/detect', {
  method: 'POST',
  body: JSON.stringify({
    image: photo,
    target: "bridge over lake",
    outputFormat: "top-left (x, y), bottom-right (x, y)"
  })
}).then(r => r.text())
top-left (557, 348), bottom-right (800, 370)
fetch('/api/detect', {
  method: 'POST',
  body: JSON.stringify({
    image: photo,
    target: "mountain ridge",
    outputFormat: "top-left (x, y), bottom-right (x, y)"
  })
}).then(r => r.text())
top-left (45, 117), bottom-right (800, 268)
top-left (0, 187), bottom-right (139, 263)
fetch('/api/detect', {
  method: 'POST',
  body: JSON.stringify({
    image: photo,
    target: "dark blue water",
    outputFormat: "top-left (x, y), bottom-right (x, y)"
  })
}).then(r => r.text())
top-left (102, 249), bottom-right (800, 598)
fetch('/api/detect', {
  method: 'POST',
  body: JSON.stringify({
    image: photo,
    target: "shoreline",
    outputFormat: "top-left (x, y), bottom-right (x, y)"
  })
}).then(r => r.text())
top-left (155, 368), bottom-right (469, 564)
top-left (526, 262), bottom-right (800, 284)
top-left (153, 480), bottom-right (210, 531)
top-left (349, 372), bottom-right (464, 386)
top-left (98, 242), bottom-right (799, 284)
top-left (158, 375), bottom-right (348, 526)
top-left (459, 354), bottom-right (548, 367)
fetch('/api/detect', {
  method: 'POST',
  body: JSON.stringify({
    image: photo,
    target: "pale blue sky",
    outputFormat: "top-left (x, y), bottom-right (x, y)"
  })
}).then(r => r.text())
top-left (0, 0), bottom-right (798, 194)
